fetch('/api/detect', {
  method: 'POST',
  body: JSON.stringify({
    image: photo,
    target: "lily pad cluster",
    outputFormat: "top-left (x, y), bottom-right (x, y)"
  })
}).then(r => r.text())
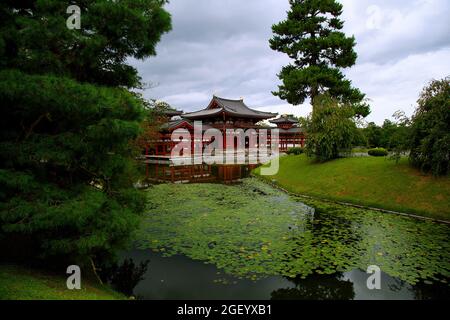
top-left (135, 179), bottom-right (450, 285)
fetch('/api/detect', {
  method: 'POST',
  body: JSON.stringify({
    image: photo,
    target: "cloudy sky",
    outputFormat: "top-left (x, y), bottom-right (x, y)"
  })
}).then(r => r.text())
top-left (131, 0), bottom-right (450, 124)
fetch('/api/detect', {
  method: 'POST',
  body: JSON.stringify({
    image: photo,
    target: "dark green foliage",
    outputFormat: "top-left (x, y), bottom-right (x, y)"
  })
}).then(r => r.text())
top-left (351, 129), bottom-right (367, 148)
top-left (0, 70), bottom-right (146, 258)
top-left (409, 77), bottom-right (450, 176)
top-left (380, 120), bottom-right (400, 148)
top-left (362, 122), bottom-right (383, 148)
top-left (388, 111), bottom-right (412, 163)
top-left (361, 115), bottom-right (412, 158)
top-left (286, 147), bottom-right (305, 155)
top-left (305, 94), bottom-right (358, 161)
top-left (368, 148), bottom-right (388, 157)
top-left (0, 0), bottom-right (172, 88)
top-left (270, 0), bottom-right (369, 117)
top-left (0, 1), bottom-right (171, 261)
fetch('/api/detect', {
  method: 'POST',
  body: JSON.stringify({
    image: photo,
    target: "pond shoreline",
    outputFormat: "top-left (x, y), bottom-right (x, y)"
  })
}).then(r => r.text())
top-left (123, 249), bottom-right (445, 300)
top-left (130, 178), bottom-right (450, 299)
top-left (137, 178), bottom-right (450, 288)
top-left (251, 174), bottom-right (450, 225)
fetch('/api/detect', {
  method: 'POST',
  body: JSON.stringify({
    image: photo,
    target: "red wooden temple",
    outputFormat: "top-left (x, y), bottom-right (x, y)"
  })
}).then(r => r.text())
top-left (144, 96), bottom-right (306, 182)
top-left (269, 114), bottom-right (305, 152)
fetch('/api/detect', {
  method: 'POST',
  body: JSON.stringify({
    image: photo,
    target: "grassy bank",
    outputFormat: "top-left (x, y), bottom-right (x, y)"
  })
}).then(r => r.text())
top-left (254, 155), bottom-right (450, 221)
top-left (0, 264), bottom-right (125, 300)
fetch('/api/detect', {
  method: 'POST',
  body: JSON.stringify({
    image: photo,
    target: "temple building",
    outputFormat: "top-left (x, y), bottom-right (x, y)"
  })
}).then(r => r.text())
top-left (182, 95), bottom-right (277, 129)
top-left (269, 114), bottom-right (305, 152)
top-left (144, 95), bottom-right (306, 182)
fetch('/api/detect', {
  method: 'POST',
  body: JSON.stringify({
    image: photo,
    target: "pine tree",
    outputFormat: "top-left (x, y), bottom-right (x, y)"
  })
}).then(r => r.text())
top-left (0, 1), bottom-right (171, 262)
top-left (270, 0), bottom-right (369, 116)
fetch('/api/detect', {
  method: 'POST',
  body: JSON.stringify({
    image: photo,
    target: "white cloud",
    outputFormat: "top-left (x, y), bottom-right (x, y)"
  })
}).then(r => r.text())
top-left (347, 47), bottom-right (450, 123)
top-left (257, 103), bottom-right (312, 119)
top-left (340, 0), bottom-right (450, 63)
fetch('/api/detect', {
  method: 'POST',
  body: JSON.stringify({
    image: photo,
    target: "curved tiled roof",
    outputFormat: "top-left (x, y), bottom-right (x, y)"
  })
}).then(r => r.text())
top-left (160, 119), bottom-right (192, 131)
top-left (182, 96), bottom-right (278, 120)
top-left (269, 115), bottom-right (298, 124)
top-left (162, 109), bottom-right (183, 117)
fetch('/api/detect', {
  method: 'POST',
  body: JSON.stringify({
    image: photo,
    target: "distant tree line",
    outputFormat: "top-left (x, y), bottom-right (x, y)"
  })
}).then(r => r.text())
top-left (357, 77), bottom-right (449, 176)
top-left (360, 117), bottom-right (410, 151)
top-left (296, 78), bottom-right (449, 176)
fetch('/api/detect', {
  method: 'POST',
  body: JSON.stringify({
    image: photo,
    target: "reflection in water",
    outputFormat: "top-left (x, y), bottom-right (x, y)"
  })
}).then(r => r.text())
top-left (271, 273), bottom-right (355, 300)
top-left (122, 250), bottom-right (448, 300)
top-left (412, 280), bottom-right (450, 300)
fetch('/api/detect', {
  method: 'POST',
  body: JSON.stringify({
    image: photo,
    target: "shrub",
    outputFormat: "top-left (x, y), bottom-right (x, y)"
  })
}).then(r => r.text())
top-left (286, 147), bottom-right (305, 155)
top-left (368, 148), bottom-right (388, 157)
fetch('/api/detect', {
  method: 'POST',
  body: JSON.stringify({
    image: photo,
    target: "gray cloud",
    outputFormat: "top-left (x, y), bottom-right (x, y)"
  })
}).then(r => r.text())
top-left (131, 0), bottom-right (450, 124)
top-left (341, 0), bottom-right (450, 63)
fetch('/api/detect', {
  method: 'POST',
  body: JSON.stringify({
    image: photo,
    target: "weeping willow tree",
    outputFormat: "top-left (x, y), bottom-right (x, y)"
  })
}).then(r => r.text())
top-left (305, 94), bottom-right (358, 162)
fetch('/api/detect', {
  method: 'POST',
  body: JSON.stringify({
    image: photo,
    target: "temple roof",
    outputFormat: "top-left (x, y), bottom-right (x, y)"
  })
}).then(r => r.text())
top-left (161, 119), bottom-right (189, 130)
top-left (269, 114), bottom-right (298, 124)
top-left (160, 119), bottom-right (216, 132)
top-left (155, 106), bottom-right (183, 117)
top-left (182, 96), bottom-right (278, 120)
top-left (162, 109), bottom-right (183, 117)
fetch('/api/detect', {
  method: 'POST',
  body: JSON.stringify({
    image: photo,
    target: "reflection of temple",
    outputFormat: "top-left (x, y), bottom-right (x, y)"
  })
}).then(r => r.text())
top-left (145, 95), bottom-right (306, 182)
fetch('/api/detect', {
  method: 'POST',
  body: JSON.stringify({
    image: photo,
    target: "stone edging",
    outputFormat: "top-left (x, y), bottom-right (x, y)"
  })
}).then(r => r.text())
top-left (250, 174), bottom-right (450, 225)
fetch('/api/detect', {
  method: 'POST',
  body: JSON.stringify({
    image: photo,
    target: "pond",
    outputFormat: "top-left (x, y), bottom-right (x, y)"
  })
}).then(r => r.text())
top-left (124, 178), bottom-right (450, 300)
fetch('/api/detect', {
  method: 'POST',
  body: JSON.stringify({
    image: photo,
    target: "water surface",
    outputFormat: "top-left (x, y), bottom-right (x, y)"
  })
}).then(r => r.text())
top-left (128, 178), bottom-right (450, 299)
top-left (124, 250), bottom-right (449, 300)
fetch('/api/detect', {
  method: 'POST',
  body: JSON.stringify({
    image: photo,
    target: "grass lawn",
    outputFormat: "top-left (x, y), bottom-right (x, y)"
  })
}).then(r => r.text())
top-left (0, 264), bottom-right (125, 300)
top-left (254, 155), bottom-right (450, 221)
